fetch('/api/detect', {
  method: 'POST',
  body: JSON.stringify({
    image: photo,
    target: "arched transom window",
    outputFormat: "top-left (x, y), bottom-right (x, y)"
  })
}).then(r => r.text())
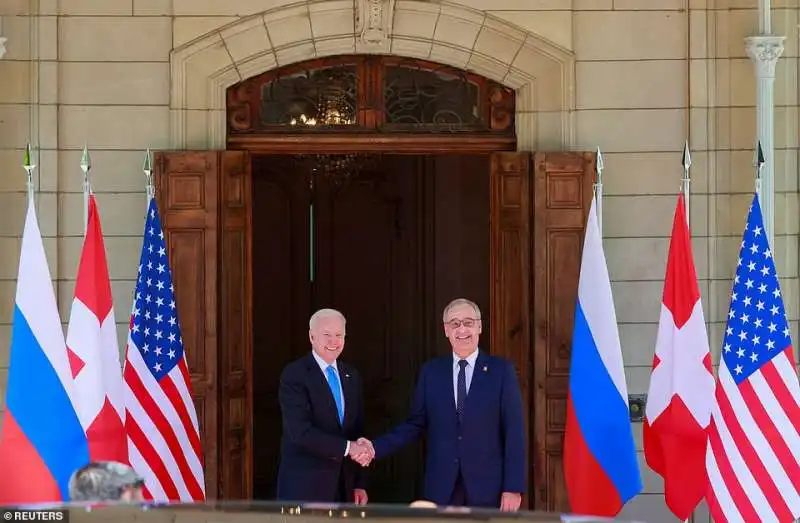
top-left (226, 55), bottom-right (515, 135)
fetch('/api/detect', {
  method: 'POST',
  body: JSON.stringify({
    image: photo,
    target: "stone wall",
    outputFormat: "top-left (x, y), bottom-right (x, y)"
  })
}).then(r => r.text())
top-left (0, 0), bottom-right (798, 521)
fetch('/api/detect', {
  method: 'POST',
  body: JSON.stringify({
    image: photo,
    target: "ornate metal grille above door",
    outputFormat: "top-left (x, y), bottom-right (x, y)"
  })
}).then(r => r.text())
top-left (259, 64), bottom-right (358, 129)
top-left (226, 55), bottom-right (516, 136)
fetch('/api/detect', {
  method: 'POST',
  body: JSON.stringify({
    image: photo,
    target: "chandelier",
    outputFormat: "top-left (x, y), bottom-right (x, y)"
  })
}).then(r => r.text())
top-left (293, 152), bottom-right (379, 183)
top-left (289, 79), bottom-right (377, 182)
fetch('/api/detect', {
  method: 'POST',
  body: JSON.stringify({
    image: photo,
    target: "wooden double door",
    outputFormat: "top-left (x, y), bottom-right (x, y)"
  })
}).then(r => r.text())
top-left (153, 149), bottom-right (595, 510)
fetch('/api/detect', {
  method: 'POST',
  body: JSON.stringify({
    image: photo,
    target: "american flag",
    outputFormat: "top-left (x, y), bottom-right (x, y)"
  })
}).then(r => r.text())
top-left (706, 193), bottom-right (800, 523)
top-left (123, 197), bottom-right (206, 502)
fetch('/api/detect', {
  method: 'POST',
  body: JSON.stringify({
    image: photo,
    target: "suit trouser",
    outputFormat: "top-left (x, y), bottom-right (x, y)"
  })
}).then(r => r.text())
top-left (336, 469), bottom-right (348, 503)
top-left (448, 470), bottom-right (468, 506)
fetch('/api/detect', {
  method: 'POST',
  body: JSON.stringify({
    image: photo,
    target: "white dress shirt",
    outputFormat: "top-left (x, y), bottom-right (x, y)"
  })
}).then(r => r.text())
top-left (453, 349), bottom-right (480, 403)
top-left (311, 351), bottom-right (349, 455)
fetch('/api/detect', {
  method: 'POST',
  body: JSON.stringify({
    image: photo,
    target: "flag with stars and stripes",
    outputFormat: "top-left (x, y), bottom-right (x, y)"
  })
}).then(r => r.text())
top-left (122, 197), bottom-right (206, 502)
top-left (705, 193), bottom-right (800, 523)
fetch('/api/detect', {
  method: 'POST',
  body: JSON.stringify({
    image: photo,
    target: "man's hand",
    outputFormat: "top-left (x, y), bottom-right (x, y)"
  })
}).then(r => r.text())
top-left (348, 438), bottom-right (374, 466)
top-left (353, 488), bottom-right (368, 505)
top-left (500, 492), bottom-right (522, 512)
top-left (356, 437), bottom-right (375, 466)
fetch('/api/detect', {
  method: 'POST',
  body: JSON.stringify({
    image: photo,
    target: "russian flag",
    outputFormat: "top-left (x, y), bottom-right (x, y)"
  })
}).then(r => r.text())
top-left (0, 194), bottom-right (89, 503)
top-left (563, 196), bottom-right (642, 516)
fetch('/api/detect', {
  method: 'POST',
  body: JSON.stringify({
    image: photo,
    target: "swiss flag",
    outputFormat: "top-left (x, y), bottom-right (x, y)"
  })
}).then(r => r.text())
top-left (65, 194), bottom-right (128, 463)
top-left (643, 194), bottom-right (714, 520)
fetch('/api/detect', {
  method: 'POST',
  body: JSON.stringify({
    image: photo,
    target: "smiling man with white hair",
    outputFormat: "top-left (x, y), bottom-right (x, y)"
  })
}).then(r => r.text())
top-left (353, 298), bottom-right (526, 511)
top-left (275, 308), bottom-right (370, 504)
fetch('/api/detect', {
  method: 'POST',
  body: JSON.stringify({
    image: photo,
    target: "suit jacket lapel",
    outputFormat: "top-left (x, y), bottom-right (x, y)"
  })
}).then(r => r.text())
top-left (306, 353), bottom-right (342, 428)
top-left (438, 357), bottom-right (458, 417)
top-left (340, 363), bottom-right (355, 428)
top-left (464, 351), bottom-right (489, 415)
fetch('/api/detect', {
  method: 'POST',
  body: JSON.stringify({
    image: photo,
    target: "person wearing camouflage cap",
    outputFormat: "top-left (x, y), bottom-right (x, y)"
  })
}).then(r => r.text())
top-left (68, 461), bottom-right (145, 502)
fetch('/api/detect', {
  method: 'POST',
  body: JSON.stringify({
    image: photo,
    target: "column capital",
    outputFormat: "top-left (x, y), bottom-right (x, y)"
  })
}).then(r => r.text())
top-left (745, 35), bottom-right (786, 78)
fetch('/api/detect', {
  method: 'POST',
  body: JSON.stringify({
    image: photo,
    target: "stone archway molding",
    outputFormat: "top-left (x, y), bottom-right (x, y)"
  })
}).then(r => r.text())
top-left (169, 0), bottom-right (575, 150)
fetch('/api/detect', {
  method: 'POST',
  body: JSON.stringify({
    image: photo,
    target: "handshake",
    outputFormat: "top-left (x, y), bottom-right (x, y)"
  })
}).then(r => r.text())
top-left (347, 438), bottom-right (375, 467)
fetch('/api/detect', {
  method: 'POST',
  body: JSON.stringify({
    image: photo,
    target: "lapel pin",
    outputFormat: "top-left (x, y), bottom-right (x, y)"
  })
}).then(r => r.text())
top-left (345, 374), bottom-right (351, 378)
top-left (483, 366), bottom-right (488, 372)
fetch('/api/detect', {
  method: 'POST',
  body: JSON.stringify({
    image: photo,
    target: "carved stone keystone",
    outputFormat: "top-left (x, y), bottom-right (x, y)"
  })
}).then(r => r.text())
top-left (355, 0), bottom-right (395, 52)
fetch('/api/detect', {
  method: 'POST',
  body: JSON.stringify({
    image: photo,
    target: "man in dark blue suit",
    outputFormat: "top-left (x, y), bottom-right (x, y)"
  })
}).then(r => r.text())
top-left (356, 299), bottom-right (526, 510)
top-left (276, 308), bottom-right (371, 504)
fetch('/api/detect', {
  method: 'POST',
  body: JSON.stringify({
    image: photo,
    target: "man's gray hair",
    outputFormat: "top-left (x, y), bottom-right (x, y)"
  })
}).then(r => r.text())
top-left (442, 298), bottom-right (481, 322)
top-left (309, 308), bottom-right (346, 330)
top-left (68, 461), bottom-right (145, 502)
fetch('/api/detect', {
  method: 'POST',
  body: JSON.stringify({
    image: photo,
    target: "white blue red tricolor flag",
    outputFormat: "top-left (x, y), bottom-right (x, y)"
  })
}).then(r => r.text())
top-left (0, 195), bottom-right (89, 502)
top-left (706, 193), bottom-right (800, 523)
top-left (123, 197), bottom-right (205, 501)
top-left (564, 196), bottom-right (642, 516)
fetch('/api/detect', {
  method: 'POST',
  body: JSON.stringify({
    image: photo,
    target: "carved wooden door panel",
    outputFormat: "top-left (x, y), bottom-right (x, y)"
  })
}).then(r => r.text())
top-left (488, 152), bottom-right (532, 507)
top-left (155, 150), bottom-right (254, 501)
top-left (154, 151), bottom-right (220, 499)
top-left (532, 152), bottom-right (595, 511)
top-left (218, 151), bottom-right (253, 499)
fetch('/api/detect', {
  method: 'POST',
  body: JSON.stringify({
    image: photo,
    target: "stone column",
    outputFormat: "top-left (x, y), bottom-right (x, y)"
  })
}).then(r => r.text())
top-left (0, 17), bottom-right (7, 59)
top-left (745, 35), bottom-right (785, 242)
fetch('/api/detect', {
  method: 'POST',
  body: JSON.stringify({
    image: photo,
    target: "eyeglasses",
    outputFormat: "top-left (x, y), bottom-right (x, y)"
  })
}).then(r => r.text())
top-left (444, 318), bottom-right (480, 329)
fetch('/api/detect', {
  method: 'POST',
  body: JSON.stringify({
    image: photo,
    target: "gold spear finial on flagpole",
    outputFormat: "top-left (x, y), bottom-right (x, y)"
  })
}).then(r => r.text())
top-left (80, 144), bottom-right (91, 235)
top-left (754, 140), bottom-right (765, 197)
top-left (143, 148), bottom-right (154, 210)
top-left (594, 146), bottom-right (604, 235)
top-left (681, 140), bottom-right (692, 228)
top-left (23, 143), bottom-right (35, 203)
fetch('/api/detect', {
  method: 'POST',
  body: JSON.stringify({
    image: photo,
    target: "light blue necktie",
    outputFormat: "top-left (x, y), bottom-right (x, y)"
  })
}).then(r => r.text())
top-left (326, 365), bottom-right (344, 424)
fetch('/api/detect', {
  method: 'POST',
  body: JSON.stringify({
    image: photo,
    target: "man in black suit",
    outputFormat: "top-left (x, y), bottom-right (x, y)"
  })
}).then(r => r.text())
top-left (276, 308), bottom-right (370, 504)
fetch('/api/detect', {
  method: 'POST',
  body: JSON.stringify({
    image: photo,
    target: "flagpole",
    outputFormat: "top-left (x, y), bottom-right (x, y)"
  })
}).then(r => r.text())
top-left (682, 141), bottom-right (692, 228)
top-left (680, 146), bottom-right (696, 523)
top-left (80, 144), bottom-right (91, 235)
top-left (143, 148), bottom-right (154, 210)
top-left (23, 143), bottom-right (35, 204)
top-left (594, 146), bottom-right (604, 235)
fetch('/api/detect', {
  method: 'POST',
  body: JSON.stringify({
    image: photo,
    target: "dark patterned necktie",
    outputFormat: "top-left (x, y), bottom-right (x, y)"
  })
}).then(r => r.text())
top-left (456, 359), bottom-right (468, 421)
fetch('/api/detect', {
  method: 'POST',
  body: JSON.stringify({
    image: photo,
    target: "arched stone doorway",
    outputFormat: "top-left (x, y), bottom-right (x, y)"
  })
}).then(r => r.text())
top-left (155, 0), bottom-right (593, 511)
top-left (167, 0), bottom-right (575, 151)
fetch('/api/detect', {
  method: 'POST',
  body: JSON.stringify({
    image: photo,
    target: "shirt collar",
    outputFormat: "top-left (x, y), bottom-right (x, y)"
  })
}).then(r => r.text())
top-left (312, 350), bottom-right (337, 372)
top-left (453, 348), bottom-right (480, 368)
